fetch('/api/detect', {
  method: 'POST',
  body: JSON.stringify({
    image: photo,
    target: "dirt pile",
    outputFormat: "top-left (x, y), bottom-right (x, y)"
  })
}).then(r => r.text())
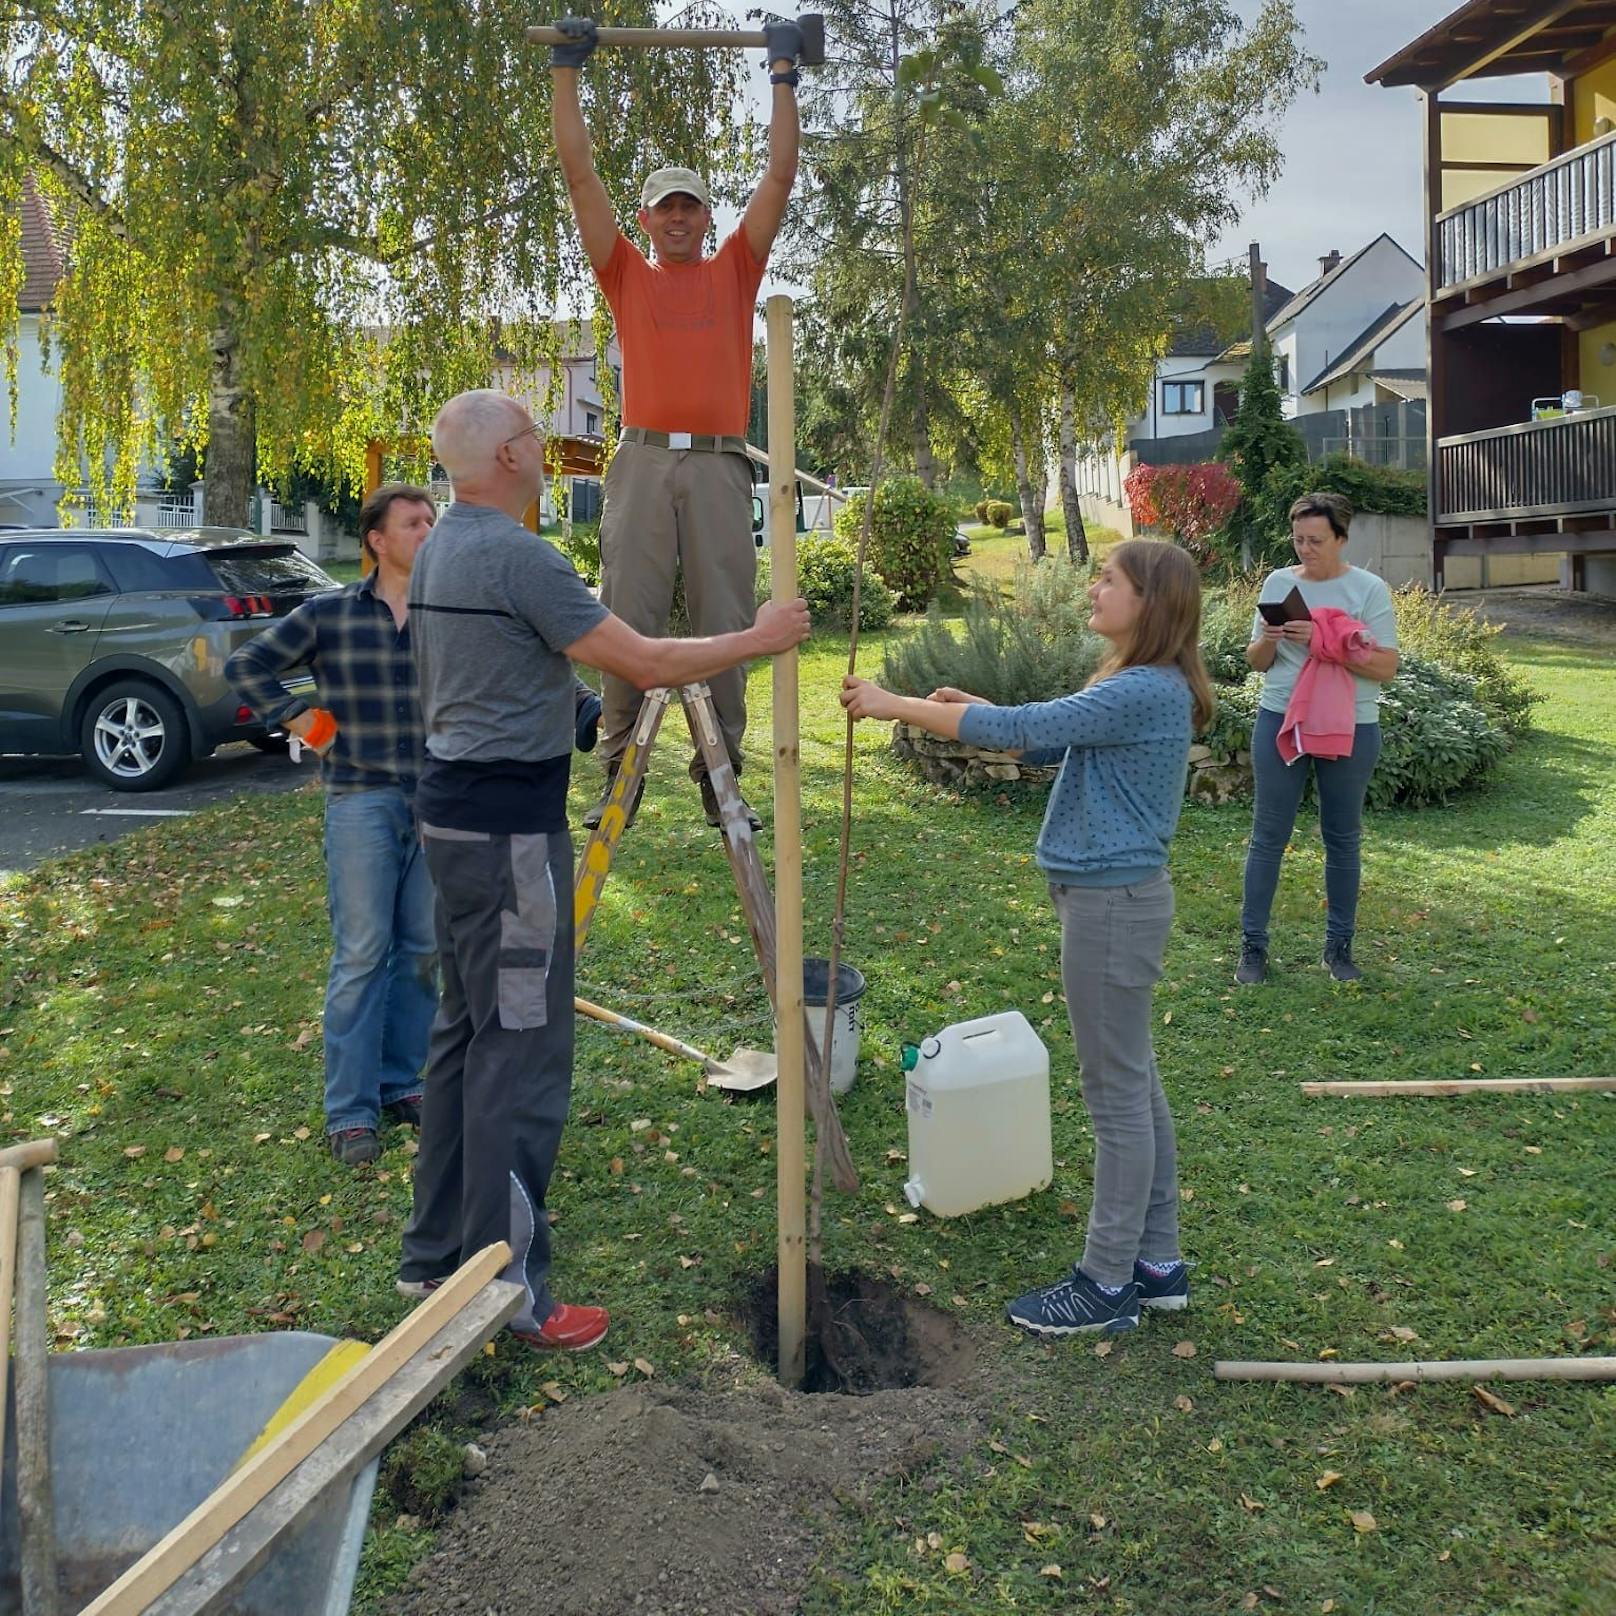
top-left (384, 1372), bottom-right (979, 1616)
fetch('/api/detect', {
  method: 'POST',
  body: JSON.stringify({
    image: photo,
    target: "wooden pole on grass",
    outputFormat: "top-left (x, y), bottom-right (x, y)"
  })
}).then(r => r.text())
top-left (1217, 1356), bottom-right (1616, 1385)
top-left (767, 293), bottom-right (806, 1389)
top-left (1301, 1077), bottom-right (1616, 1098)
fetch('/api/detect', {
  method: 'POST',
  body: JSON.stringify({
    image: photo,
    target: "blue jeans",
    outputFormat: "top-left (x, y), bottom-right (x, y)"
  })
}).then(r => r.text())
top-left (1240, 707), bottom-right (1382, 950)
top-left (322, 787), bottom-right (437, 1132)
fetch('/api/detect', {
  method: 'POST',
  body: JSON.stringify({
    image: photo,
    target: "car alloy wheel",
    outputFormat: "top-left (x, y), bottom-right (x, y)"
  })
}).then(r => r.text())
top-left (91, 692), bottom-right (171, 781)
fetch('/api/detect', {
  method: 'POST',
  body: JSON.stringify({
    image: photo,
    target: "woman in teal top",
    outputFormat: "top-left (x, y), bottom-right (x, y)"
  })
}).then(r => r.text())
top-left (1237, 492), bottom-right (1401, 985)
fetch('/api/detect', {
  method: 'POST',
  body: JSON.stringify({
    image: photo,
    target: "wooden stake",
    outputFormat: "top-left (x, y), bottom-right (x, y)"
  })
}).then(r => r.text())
top-left (16, 1167), bottom-right (59, 1616)
top-left (1216, 1356), bottom-right (1616, 1385)
top-left (80, 1242), bottom-right (513, 1616)
top-left (0, 1139), bottom-right (59, 1173)
top-left (0, 1163), bottom-right (21, 1506)
top-left (1302, 1077), bottom-right (1616, 1098)
top-left (768, 292), bottom-right (806, 1390)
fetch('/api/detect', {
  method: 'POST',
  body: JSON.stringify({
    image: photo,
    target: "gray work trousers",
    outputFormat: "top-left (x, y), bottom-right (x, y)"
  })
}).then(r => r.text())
top-left (1052, 872), bottom-right (1181, 1288)
top-left (597, 440), bottom-right (757, 780)
top-left (400, 823), bottom-right (575, 1332)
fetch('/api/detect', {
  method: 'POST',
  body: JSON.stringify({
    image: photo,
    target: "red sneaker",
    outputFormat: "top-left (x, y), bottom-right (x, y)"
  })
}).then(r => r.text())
top-left (514, 1301), bottom-right (609, 1352)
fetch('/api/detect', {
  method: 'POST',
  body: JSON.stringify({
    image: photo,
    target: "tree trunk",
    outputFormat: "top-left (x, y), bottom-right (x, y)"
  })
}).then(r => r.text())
top-left (1011, 411), bottom-right (1046, 561)
top-left (205, 294), bottom-right (255, 530)
top-left (911, 369), bottom-right (938, 490)
top-left (1059, 378), bottom-right (1090, 564)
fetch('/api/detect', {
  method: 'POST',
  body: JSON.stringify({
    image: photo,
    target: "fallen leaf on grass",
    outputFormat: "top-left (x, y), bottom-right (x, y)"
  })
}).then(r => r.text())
top-left (163, 1146), bottom-right (185, 1163)
top-left (1241, 1596), bottom-right (1259, 1611)
top-left (1524, 1145), bottom-right (1543, 1156)
top-left (1314, 1257), bottom-right (1336, 1268)
top-left (943, 1551), bottom-right (970, 1574)
top-left (1039, 1564), bottom-right (1062, 1579)
top-left (1171, 1340), bottom-right (1197, 1359)
top-left (1207, 1438), bottom-right (1223, 1453)
top-left (1022, 1522), bottom-right (1056, 1544)
top-left (1388, 1325), bottom-right (1419, 1343)
top-left (679, 1255), bottom-right (699, 1269)
top-left (1093, 1339), bottom-right (1113, 1359)
top-left (1174, 1395), bottom-right (1194, 1413)
top-left (607, 1361), bottom-right (629, 1377)
top-left (123, 1146), bottom-right (146, 1159)
top-left (302, 1230), bottom-right (326, 1254)
top-left (1472, 1384), bottom-right (1516, 1417)
top-left (1089, 1513), bottom-right (1107, 1530)
top-left (253, 1132), bottom-right (271, 1144)
top-left (897, 1212), bottom-right (919, 1225)
top-left (1240, 1494), bottom-right (1264, 1513)
top-left (290, 1026), bottom-right (315, 1052)
top-left (1446, 1199), bottom-right (1467, 1213)
top-left (633, 1357), bottom-right (655, 1377)
top-left (292, 1125), bottom-right (312, 1141)
top-left (541, 1381), bottom-right (567, 1404)
top-left (1315, 1471), bottom-right (1344, 1491)
top-left (1457, 1167), bottom-right (1477, 1178)
top-left (1349, 1510), bottom-right (1378, 1534)
top-left (989, 1439), bottom-right (1009, 1455)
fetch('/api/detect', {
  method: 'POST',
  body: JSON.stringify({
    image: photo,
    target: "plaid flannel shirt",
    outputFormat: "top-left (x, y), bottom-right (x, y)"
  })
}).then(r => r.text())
top-left (225, 573), bottom-right (425, 792)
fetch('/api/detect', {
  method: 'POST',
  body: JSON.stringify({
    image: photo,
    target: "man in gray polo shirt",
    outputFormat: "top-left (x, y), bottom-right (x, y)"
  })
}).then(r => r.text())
top-left (399, 388), bottom-right (809, 1352)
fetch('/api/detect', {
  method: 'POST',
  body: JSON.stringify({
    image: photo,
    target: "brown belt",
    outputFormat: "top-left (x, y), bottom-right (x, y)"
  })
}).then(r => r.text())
top-left (621, 427), bottom-right (750, 455)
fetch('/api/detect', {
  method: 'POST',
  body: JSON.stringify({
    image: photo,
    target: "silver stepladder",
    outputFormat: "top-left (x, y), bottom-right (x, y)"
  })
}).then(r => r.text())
top-left (571, 682), bottom-right (857, 1191)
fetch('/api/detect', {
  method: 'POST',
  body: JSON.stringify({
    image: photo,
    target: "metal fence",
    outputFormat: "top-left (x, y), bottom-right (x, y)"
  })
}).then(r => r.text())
top-left (267, 499), bottom-right (307, 534)
top-left (1134, 401), bottom-right (1426, 470)
top-left (1437, 128), bottom-right (1616, 291)
top-left (155, 496), bottom-right (196, 528)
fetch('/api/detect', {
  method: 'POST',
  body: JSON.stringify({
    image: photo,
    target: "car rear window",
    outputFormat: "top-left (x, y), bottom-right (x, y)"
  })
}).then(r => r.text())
top-left (204, 547), bottom-right (336, 595)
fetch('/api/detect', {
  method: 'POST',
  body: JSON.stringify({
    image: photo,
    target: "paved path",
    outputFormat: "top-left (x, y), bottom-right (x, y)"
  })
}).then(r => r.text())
top-left (0, 743), bottom-right (315, 884)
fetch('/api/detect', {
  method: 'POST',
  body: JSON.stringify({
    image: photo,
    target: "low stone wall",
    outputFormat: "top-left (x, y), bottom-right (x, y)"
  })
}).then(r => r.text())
top-left (891, 724), bottom-right (1253, 802)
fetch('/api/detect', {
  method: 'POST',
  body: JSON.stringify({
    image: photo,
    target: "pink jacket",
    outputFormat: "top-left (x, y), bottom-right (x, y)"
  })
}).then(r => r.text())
top-left (1276, 606), bottom-right (1378, 764)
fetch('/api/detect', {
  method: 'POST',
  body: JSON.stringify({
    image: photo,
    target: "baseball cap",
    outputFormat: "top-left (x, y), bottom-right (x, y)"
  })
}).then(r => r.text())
top-left (640, 167), bottom-right (711, 210)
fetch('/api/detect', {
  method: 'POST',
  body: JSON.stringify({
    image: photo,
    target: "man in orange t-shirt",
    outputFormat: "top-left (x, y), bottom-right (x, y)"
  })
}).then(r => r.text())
top-left (551, 15), bottom-right (804, 831)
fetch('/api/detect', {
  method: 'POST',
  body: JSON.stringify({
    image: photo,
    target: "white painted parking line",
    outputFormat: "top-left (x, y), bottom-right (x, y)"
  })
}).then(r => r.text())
top-left (79, 808), bottom-right (194, 817)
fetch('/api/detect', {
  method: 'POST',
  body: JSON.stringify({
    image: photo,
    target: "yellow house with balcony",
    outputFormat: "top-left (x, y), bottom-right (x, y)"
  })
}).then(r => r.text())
top-left (1370, 0), bottom-right (1616, 592)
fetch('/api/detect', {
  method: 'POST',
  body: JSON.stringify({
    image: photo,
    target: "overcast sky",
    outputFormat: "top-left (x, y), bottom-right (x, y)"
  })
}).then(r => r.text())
top-left (1214, 0), bottom-right (1551, 290)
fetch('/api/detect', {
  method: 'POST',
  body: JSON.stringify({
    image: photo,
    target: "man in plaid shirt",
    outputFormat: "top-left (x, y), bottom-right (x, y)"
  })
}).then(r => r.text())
top-left (228, 484), bottom-right (440, 1165)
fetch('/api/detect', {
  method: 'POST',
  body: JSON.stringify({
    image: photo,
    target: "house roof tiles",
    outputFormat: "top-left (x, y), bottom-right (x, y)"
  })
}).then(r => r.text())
top-left (17, 178), bottom-right (65, 312)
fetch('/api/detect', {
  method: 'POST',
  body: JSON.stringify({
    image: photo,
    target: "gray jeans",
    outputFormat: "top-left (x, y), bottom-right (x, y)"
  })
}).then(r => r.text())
top-left (1052, 872), bottom-right (1180, 1288)
top-left (401, 824), bottom-right (575, 1333)
top-left (598, 440), bottom-right (757, 780)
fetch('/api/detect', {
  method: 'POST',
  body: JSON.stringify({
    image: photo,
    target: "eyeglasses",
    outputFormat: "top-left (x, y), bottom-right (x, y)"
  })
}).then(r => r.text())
top-left (500, 422), bottom-right (542, 451)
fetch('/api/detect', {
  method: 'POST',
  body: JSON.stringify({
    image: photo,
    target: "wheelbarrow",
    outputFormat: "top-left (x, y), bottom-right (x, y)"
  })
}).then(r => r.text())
top-left (0, 1330), bottom-right (377, 1615)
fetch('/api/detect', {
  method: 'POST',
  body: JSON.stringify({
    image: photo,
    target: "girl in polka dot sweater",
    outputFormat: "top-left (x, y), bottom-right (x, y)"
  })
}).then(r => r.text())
top-left (842, 539), bottom-right (1215, 1338)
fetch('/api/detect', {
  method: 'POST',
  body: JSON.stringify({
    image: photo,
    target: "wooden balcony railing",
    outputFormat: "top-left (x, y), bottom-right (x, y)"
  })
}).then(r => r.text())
top-left (1437, 407), bottom-right (1616, 524)
top-left (1436, 127), bottom-right (1616, 292)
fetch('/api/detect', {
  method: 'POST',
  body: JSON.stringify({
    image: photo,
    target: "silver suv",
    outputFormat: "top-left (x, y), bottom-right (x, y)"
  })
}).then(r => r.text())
top-left (0, 527), bottom-right (334, 791)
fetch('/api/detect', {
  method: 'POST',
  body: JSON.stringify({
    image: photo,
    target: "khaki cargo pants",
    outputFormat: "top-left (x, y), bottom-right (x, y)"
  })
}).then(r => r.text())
top-left (597, 440), bottom-right (757, 781)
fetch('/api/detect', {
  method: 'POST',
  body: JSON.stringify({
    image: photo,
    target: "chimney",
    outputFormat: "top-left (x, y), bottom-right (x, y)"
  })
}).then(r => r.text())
top-left (1319, 249), bottom-right (1342, 277)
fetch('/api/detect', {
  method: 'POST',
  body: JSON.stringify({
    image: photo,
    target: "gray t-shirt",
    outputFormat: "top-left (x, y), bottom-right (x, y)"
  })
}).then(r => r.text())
top-left (410, 501), bottom-right (608, 764)
top-left (1251, 564), bottom-right (1397, 725)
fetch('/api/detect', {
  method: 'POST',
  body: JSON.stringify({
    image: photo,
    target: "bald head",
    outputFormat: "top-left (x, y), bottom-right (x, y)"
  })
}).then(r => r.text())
top-left (431, 390), bottom-right (535, 480)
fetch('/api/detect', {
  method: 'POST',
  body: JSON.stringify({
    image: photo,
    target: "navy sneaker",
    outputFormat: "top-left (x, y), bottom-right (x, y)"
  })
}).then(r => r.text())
top-left (1133, 1259), bottom-right (1191, 1312)
top-left (1005, 1268), bottom-right (1140, 1337)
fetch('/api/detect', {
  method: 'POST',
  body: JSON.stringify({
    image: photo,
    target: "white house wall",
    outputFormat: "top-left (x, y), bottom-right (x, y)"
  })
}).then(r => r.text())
top-left (1278, 239), bottom-right (1425, 418)
top-left (0, 315), bottom-right (66, 524)
top-left (1141, 353), bottom-right (1221, 440)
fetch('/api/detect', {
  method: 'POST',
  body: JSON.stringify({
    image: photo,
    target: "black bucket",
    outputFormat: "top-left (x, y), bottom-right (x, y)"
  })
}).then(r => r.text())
top-left (803, 958), bottom-right (866, 1007)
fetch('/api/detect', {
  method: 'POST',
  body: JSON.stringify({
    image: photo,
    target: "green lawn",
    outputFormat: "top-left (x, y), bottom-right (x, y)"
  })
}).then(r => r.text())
top-left (2, 629), bottom-right (1613, 1614)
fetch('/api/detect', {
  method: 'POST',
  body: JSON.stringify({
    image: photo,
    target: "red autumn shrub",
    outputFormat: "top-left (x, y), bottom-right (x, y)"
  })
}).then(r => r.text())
top-left (1123, 462), bottom-right (1242, 568)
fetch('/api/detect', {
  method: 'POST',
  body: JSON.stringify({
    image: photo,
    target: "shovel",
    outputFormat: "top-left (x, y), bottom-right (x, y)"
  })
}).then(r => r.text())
top-left (575, 997), bottom-right (777, 1092)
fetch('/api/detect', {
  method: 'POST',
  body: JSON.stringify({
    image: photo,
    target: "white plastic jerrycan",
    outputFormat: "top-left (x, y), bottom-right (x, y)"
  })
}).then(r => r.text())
top-left (902, 1010), bottom-right (1052, 1218)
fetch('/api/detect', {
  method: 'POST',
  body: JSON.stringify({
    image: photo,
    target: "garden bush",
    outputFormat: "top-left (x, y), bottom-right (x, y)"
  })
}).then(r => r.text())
top-left (755, 534), bottom-right (895, 632)
top-left (882, 562), bottom-right (1531, 807)
top-left (1123, 462), bottom-right (1243, 569)
top-left (1263, 452), bottom-right (1428, 522)
top-left (974, 499), bottom-right (991, 523)
top-left (1388, 584), bottom-right (1538, 735)
top-left (985, 499), bottom-right (1014, 528)
top-left (881, 559), bottom-right (1102, 706)
top-left (834, 476), bottom-right (957, 610)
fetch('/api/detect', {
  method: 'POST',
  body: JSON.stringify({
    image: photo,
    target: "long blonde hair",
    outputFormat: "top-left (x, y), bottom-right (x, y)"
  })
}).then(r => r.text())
top-left (1087, 539), bottom-right (1216, 732)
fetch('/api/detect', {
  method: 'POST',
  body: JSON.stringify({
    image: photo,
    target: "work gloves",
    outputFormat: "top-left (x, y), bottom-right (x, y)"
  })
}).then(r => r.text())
top-left (763, 16), bottom-right (804, 66)
top-left (551, 15), bottom-right (598, 68)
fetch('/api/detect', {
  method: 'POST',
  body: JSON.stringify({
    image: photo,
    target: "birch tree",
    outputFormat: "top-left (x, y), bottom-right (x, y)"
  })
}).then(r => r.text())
top-left (1, 0), bottom-right (743, 524)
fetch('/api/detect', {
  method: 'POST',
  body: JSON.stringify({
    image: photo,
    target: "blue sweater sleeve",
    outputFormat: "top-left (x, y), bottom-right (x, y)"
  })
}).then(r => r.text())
top-left (956, 668), bottom-right (1180, 754)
